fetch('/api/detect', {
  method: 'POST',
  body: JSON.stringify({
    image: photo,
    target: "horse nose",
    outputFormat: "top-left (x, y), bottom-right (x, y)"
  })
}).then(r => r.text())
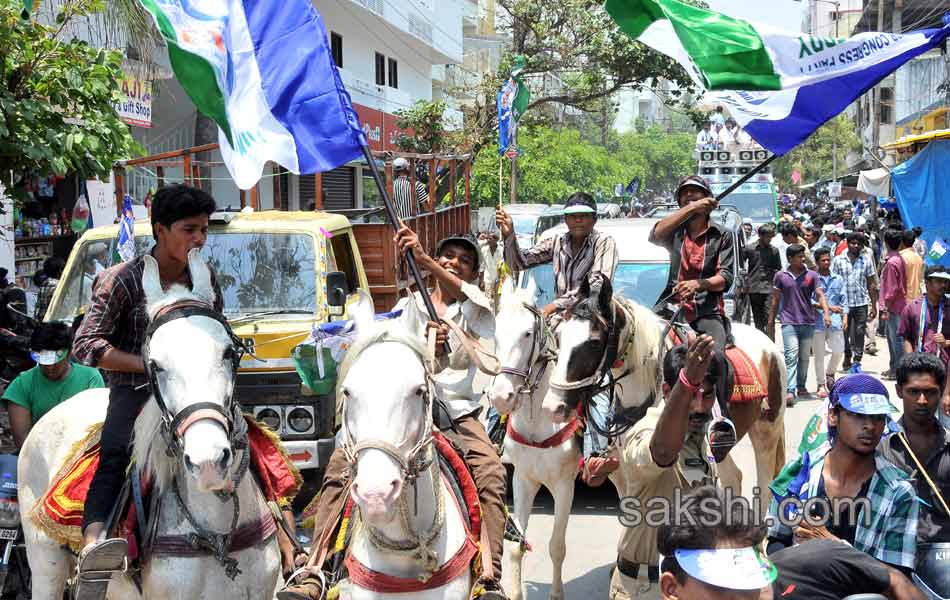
top-left (543, 401), bottom-right (568, 423)
top-left (218, 447), bottom-right (232, 471)
top-left (352, 478), bottom-right (403, 506)
top-left (183, 453), bottom-right (196, 473)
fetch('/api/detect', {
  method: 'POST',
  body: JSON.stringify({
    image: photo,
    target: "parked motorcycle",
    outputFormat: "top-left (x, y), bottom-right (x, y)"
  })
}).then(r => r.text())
top-left (913, 543), bottom-right (950, 600)
top-left (0, 454), bottom-right (28, 600)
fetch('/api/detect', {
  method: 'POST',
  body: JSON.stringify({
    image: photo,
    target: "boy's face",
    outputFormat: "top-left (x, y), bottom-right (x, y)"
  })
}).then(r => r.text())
top-left (155, 214), bottom-right (209, 263)
top-left (437, 243), bottom-right (477, 283)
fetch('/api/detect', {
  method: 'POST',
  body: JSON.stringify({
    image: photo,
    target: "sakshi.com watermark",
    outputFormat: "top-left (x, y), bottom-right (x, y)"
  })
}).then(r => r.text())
top-left (617, 487), bottom-right (872, 530)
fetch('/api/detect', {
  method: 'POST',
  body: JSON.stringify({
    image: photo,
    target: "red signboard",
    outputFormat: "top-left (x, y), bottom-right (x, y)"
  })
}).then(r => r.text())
top-left (354, 103), bottom-right (412, 152)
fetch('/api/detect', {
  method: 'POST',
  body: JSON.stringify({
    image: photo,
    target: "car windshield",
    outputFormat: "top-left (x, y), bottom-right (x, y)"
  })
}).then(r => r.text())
top-left (520, 262), bottom-right (670, 309)
top-left (726, 193), bottom-right (776, 221)
top-left (49, 232), bottom-right (319, 321)
top-left (512, 214), bottom-right (539, 237)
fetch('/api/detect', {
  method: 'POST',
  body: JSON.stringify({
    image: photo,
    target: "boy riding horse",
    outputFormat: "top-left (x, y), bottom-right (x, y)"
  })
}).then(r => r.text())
top-left (495, 192), bottom-right (620, 486)
top-left (280, 230), bottom-right (509, 600)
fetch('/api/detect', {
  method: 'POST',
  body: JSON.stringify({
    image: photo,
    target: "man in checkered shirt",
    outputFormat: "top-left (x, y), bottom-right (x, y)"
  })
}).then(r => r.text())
top-left (832, 232), bottom-right (879, 370)
top-left (765, 372), bottom-right (919, 575)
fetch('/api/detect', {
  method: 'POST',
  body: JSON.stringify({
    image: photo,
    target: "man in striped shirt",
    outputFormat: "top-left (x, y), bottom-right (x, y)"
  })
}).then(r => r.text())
top-left (497, 192), bottom-right (620, 484)
top-left (392, 157), bottom-right (429, 220)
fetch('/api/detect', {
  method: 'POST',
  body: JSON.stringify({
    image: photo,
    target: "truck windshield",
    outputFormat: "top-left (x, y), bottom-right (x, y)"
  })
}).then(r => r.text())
top-left (725, 192), bottom-right (776, 221)
top-left (521, 262), bottom-right (670, 309)
top-left (49, 232), bottom-right (318, 321)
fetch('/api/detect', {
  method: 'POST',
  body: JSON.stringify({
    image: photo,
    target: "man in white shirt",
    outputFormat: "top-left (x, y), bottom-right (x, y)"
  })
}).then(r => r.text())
top-left (695, 122), bottom-right (715, 151)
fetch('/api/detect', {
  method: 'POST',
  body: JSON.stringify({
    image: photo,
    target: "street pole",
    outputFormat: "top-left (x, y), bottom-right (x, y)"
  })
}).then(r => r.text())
top-left (833, 140), bottom-right (837, 181)
top-left (872, 0), bottom-right (885, 154)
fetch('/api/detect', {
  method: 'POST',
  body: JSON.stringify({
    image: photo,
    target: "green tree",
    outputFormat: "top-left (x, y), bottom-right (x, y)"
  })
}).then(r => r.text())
top-left (616, 127), bottom-right (696, 198)
top-left (773, 114), bottom-right (861, 192)
top-left (393, 100), bottom-right (457, 154)
top-left (0, 0), bottom-right (139, 196)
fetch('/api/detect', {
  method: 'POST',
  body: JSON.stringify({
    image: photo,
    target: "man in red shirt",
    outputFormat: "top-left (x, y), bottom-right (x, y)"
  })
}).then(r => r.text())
top-left (650, 175), bottom-right (736, 449)
top-left (879, 228), bottom-right (907, 379)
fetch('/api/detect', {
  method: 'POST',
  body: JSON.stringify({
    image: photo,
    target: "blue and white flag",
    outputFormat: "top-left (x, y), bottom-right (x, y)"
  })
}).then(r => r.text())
top-left (117, 194), bottom-right (136, 263)
top-left (606, 0), bottom-right (950, 156)
top-left (709, 17), bottom-right (950, 155)
top-left (138, 0), bottom-right (367, 190)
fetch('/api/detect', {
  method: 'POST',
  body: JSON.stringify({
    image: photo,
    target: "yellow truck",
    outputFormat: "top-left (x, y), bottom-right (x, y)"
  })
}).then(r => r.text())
top-left (45, 210), bottom-right (368, 478)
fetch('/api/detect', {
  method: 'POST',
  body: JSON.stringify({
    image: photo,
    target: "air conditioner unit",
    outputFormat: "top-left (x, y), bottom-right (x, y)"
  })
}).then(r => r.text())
top-left (755, 150), bottom-right (769, 160)
top-left (739, 150), bottom-right (754, 161)
top-left (717, 152), bottom-right (731, 161)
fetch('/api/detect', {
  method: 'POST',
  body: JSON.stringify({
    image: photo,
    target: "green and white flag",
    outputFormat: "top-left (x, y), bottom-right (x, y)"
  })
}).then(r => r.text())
top-left (605, 0), bottom-right (950, 155)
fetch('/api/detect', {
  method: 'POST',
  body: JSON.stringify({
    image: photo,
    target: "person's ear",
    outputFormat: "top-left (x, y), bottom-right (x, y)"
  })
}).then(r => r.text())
top-left (662, 382), bottom-right (671, 397)
top-left (659, 572), bottom-right (680, 599)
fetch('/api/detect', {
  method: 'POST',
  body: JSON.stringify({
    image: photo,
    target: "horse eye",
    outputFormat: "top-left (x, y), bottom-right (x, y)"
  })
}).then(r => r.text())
top-left (222, 347), bottom-right (234, 361)
top-left (523, 331), bottom-right (531, 338)
top-left (415, 386), bottom-right (425, 397)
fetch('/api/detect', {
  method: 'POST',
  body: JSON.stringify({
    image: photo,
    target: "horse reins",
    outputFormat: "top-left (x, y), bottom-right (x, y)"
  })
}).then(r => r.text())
top-left (496, 303), bottom-right (557, 404)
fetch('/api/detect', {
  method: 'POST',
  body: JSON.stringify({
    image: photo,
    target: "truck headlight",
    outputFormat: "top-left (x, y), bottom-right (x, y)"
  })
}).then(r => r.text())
top-left (256, 408), bottom-right (281, 431)
top-left (287, 407), bottom-right (314, 433)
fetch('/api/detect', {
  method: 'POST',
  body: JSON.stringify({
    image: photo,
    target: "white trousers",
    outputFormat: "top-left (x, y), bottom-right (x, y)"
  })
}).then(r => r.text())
top-left (813, 328), bottom-right (845, 384)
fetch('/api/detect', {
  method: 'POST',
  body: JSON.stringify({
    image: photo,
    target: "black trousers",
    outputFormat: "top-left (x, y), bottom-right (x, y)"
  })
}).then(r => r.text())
top-left (748, 293), bottom-right (771, 333)
top-left (690, 314), bottom-right (733, 421)
top-left (82, 385), bottom-right (150, 530)
top-left (844, 304), bottom-right (869, 366)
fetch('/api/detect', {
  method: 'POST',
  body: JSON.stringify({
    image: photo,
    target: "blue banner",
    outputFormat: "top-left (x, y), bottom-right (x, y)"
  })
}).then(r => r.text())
top-left (892, 140), bottom-right (950, 267)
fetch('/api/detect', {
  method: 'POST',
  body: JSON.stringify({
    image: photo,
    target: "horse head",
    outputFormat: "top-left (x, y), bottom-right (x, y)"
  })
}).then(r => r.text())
top-left (542, 278), bottom-right (615, 423)
top-left (138, 248), bottom-right (238, 493)
top-left (489, 278), bottom-right (542, 414)
top-left (338, 292), bottom-right (432, 526)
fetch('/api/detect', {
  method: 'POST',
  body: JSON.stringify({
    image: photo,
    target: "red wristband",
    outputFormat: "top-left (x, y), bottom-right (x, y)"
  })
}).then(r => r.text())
top-left (678, 369), bottom-right (701, 392)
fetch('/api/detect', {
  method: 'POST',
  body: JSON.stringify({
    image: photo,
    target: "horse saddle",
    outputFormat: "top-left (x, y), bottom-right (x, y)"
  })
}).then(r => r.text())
top-left (665, 325), bottom-right (767, 405)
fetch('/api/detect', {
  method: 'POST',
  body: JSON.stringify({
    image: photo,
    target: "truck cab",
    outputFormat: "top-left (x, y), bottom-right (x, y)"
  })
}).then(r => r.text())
top-left (44, 210), bottom-right (367, 475)
top-left (698, 147), bottom-right (778, 227)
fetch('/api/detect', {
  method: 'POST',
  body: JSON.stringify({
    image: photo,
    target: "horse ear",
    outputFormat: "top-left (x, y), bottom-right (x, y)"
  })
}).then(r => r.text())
top-left (350, 290), bottom-right (375, 334)
top-left (186, 248), bottom-right (215, 305)
top-left (598, 278), bottom-right (613, 316)
top-left (142, 254), bottom-right (165, 307)
top-left (399, 294), bottom-right (428, 340)
top-left (522, 275), bottom-right (538, 306)
top-left (499, 276), bottom-right (518, 307)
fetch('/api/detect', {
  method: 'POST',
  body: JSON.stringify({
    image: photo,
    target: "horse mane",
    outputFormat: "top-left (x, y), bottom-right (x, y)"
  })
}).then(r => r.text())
top-left (620, 299), bottom-right (665, 403)
top-left (131, 282), bottom-right (218, 494)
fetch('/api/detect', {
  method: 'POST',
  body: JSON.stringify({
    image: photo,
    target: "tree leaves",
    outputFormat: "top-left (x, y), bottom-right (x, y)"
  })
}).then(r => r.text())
top-left (772, 115), bottom-right (861, 192)
top-left (0, 0), bottom-right (138, 186)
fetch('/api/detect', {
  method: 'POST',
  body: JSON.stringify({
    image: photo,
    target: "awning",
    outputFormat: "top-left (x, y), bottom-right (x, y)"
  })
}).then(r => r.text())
top-left (883, 128), bottom-right (950, 152)
top-left (857, 168), bottom-right (890, 197)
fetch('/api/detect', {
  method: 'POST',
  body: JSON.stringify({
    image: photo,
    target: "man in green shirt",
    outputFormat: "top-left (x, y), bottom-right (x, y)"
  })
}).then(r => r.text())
top-left (2, 322), bottom-right (104, 449)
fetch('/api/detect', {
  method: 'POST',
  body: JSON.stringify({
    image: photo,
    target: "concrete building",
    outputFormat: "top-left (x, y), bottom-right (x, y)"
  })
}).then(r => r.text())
top-left (129, 0), bottom-right (465, 211)
top-left (614, 84), bottom-right (674, 134)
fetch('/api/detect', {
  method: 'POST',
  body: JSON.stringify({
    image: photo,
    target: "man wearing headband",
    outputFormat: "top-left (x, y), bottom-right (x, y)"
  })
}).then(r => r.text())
top-left (899, 266), bottom-right (950, 427)
top-left (2, 322), bottom-right (104, 449)
top-left (656, 485), bottom-right (776, 600)
top-left (766, 373), bottom-right (919, 573)
top-left (610, 335), bottom-right (730, 600)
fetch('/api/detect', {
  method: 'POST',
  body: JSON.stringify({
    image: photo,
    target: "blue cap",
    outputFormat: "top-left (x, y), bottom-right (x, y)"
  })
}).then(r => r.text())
top-left (830, 372), bottom-right (897, 415)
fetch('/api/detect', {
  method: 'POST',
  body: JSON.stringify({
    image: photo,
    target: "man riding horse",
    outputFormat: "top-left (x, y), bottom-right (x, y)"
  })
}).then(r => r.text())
top-left (649, 175), bottom-right (738, 455)
top-left (71, 185), bottom-right (297, 599)
top-left (280, 229), bottom-right (509, 600)
top-left (495, 192), bottom-right (620, 486)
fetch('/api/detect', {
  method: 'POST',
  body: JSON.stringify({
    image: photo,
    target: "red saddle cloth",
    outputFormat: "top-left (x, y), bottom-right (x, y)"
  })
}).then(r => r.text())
top-left (31, 417), bottom-right (302, 554)
top-left (666, 329), bottom-right (767, 405)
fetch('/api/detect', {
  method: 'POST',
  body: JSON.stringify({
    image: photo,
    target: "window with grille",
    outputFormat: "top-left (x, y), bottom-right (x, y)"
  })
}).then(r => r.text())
top-left (375, 52), bottom-right (386, 86)
top-left (388, 58), bottom-right (398, 88)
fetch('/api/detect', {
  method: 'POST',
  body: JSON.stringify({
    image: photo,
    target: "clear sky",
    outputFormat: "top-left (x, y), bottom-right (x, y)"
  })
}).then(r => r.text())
top-left (705, 0), bottom-right (805, 31)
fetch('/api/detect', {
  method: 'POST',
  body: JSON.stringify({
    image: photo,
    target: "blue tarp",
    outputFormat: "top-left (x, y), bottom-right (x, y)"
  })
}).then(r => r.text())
top-left (891, 140), bottom-right (950, 267)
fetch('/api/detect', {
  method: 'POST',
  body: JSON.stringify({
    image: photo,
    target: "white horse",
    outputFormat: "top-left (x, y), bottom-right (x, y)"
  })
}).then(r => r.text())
top-left (333, 292), bottom-right (482, 600)
top-left (19, 250), bottom-right (281, 600)
top-left (487, 280), bottom-right (578, 600)
top-left (541, 286), bottom-right (787, 516)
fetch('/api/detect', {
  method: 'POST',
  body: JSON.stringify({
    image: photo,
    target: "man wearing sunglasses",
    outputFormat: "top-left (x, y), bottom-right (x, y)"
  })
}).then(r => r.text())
top-left (1, 321), bottom-right (104, 449)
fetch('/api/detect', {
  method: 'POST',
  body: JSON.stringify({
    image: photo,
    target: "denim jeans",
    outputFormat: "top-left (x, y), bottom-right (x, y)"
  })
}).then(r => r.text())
top-left (885, 311), bottom-right (905, 374)
top-left (782, 324), bottom-right (815, 393)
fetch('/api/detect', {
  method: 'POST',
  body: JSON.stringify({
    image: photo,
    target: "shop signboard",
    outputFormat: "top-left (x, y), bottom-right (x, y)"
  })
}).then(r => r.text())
top-left (113, 72), bottom-right (152, 128)
top-left (86, 176), bottom-right (116, 228)
top-left (353, 104), bottom-right (412, 152)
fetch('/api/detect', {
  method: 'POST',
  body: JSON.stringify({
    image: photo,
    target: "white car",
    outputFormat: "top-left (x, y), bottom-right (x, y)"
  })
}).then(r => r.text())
top-left (503, 203), bottom-right (549, 249)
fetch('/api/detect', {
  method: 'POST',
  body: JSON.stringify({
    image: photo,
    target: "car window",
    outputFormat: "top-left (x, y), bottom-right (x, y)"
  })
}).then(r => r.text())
top-left (519, 262), bottom-right (670, 309)
top-left (328, 232), bottom-right (360, 294)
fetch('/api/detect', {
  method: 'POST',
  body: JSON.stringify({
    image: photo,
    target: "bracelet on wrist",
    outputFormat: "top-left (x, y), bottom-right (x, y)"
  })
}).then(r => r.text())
top-left (678, 369), bottom-right (702, 392)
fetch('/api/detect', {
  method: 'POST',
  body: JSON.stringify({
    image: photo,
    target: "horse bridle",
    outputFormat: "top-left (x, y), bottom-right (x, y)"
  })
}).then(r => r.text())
top-left (548, 305), bottom-right (621, 395)
top-left (337, 331), bottom-right (436, 486)
top-left (496, 303), bottom-right (557, 404)
top-left (142, 301), bottom-right (247, 460)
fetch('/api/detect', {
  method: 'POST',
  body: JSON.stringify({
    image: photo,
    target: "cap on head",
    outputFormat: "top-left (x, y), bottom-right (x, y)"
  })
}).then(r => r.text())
top-left (436, 233), bottom-right (481, 272)
top-left (393, 157), bottom-right (410, 171)
top-left (563, 192), bottom-right (597, 215)
top-left (830, 373), bottom-right (898, 415)
top-left (675, 175), bottom-right (712, 200)
top-left (925, 268), bottom-right (950, 282)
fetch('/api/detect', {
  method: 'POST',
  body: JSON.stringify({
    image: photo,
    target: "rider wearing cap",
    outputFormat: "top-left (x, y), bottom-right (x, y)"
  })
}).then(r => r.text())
top-left (766, 372), bottom-right (919, 574)
top-left (280, 228), bottom-right (508, 600)
top-left (2, 321), bottom-right (104, 449)
top-left (649, 175), bottom-right (736, 448)
top-left (495, 192), bottom-right (620, 485)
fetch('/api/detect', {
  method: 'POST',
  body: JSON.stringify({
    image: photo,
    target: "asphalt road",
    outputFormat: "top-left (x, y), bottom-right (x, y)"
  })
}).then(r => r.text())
top-left (502, 326), bottom-right (898, 599)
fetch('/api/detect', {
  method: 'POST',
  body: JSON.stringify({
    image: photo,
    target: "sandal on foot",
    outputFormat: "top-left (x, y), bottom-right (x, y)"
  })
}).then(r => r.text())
top-left (277, 568), bottom-right (326, 600)
top-left (708, 418), bottom-right (737, 463)
top-left (474, 577), bottom-right (509, 600)
top-left (73, 538), bottom-right (128, 600)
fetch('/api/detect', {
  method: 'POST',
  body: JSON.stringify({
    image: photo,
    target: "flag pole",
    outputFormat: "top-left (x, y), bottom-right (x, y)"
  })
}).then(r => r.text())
top-left (360, 145), bottom-right (448, 351)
